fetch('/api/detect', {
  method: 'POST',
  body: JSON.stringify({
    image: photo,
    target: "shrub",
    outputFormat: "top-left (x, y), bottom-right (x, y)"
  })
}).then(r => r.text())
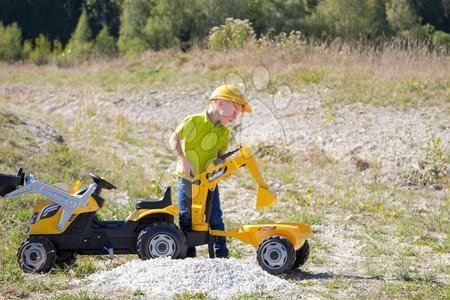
top-left (30, 34), bottom-right (51, 65)
top-left (258, 31), bottom-right (306, 52)
top-left (398, 24), bottom-right (434, 41)
top-left (207, 18), bottom-right (256, 51)
top-left (432, 30), bottom-right (450, 48)
top-left (119, 38), bottom-right (148, 58)
top-left (403, 137), bottom-right (449, 189)
top-left (0, 22), bottom-right (22, 62)
top-left (52, 39), bottom-right (63, 56)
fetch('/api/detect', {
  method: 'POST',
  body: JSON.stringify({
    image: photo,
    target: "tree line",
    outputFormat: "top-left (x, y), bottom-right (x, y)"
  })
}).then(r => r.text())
top-left (0, 0), bottom-right (449, 63)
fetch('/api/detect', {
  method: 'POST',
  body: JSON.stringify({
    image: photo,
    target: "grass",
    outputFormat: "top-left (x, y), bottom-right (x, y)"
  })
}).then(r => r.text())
top-left (0, 42), bottom-right (449, 299)
top-left (173, 291), bottom-right (212, 300)
top-left (0, 111), bottom-right (148, 298)
top-left (0, 119), bottom-right (448, 299)
top-left (1, 40), bottom-right (448, 109)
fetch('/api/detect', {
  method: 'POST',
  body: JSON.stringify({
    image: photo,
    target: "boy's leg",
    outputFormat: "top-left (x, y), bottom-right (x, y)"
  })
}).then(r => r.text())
top-left (177, 177), bottom-right (196, 257)
top-left (209, 185), bottom-right (229, 258)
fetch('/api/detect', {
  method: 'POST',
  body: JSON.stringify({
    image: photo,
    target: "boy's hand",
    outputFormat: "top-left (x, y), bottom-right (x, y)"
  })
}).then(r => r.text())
top-left (180, 157), bottom-right (194, 178)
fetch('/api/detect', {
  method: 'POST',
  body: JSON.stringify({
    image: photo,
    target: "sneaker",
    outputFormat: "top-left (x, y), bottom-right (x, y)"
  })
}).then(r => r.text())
top-left (215, 248), bottom-right (229, 258)
top-left (186, 247), bottom-right (196, 258)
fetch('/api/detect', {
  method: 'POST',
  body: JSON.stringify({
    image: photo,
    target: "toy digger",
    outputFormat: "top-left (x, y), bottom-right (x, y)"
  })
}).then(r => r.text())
top-left (0, 145), bottom-right (312, 274)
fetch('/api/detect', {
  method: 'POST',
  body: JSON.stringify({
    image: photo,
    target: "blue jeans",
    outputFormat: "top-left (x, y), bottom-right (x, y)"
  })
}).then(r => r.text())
top-left (178, 177), bottom-right (229, 257)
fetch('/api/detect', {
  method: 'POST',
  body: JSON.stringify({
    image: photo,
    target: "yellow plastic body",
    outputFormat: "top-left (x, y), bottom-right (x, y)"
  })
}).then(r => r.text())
top-left (190, 146), bottom-right (276, 231)
top-left (211, 223), bottom-right (313, 251)
top-left (28, 196), bottom-right (100, 235)
top-left (28, 182), bottom-right (178, 235)
top-left (189, 146), bottom-right (312, 248)
top-left (126, 205), bottom-right (179, 221)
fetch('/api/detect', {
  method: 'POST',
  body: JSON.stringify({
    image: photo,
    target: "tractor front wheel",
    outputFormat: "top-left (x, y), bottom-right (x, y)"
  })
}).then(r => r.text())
top-left (257, 235), bottom-right (295, 274)
top-left (17, 236), bottom-right (56, 273)
top-left (137, 222), bottom-right (187, 259)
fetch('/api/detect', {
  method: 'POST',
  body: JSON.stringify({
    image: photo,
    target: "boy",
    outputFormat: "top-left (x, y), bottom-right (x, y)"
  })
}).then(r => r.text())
top-left (169, 84), bottom-right (252, 258)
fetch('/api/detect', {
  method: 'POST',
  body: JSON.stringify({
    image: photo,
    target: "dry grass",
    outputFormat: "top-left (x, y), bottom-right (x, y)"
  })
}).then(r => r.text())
top-left (181, 39), bottom-right (449, 80)
top-left (1, 39), bottom-right (448, 87)
top-left (1, 39), bottom-right (447, 110)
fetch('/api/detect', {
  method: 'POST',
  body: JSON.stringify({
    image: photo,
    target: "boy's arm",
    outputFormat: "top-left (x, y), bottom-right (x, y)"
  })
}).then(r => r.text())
top-left (169, 132), bottom-right (194, 178)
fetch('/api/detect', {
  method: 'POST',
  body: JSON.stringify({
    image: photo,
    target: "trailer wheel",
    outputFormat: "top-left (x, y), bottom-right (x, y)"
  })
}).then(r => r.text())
top-left (291, 240), bottom-right (310, 270)
top-left (257, 235), bottom-right (295, 274)
top-left (56, 251), bottom-right (77, 268)
top-left (137, 222), bottom-right (187, 259)
top-left (17, 237), bottom-right (56, 273)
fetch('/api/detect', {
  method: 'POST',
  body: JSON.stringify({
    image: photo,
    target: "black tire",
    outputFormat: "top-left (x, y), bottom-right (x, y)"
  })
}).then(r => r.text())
top-left (137, 222), bottom-right (187, 260)
top-left (56, 251), bottom-right (77, 269)
top-left (17, 236), bottom-right (56, 273)
top-left (292, 240), bottom-right (310, 270)
top-left (257, 235), bottom-right (296, 275)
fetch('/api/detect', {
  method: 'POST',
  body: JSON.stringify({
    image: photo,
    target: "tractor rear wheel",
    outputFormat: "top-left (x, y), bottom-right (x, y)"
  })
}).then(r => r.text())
top-left (137, 222), bottom-right (187, 259)
top-left (291, 240), bottom-right (310, 270)
top-left (257, 235), bottom-right (295, 274)
top-left (17, 236), bottom-right (56, 273)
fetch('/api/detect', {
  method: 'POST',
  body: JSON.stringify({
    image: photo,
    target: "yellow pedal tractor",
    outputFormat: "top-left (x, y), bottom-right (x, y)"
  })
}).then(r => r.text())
top-left (0, 146), bottom-right (312, 274)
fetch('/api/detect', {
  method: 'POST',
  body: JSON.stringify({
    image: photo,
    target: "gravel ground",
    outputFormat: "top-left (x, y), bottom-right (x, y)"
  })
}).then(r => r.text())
top-left (1, 82), bottom-right (448, 298)
top-left (2, 83), bottom-right (448, 184)
top-left (86, 257), bottom-right (295, 299)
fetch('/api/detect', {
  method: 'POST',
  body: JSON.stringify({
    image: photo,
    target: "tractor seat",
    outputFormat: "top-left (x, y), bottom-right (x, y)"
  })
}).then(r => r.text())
top-left (136, 186), bottom-right (172, 210)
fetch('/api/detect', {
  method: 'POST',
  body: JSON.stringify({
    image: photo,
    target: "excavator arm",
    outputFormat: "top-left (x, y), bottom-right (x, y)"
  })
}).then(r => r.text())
top-left (191, 146), bottom-right (276, 219)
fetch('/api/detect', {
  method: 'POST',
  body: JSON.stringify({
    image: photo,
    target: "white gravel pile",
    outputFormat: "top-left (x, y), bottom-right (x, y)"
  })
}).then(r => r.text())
top-left (86, 257), bottom-right (293, 299)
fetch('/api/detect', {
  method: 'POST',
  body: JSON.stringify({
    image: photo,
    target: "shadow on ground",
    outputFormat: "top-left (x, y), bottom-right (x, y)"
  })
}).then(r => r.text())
top-left (284, 270), bottom-right (384, 282)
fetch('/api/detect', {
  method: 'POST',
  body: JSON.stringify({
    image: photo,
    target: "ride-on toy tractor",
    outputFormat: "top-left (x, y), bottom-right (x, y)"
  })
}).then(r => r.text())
top-left (0, 146), bottom-right (312, 274)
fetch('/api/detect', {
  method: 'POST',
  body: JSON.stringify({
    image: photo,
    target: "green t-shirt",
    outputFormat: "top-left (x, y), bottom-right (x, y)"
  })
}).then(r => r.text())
top-left (174, 110), bottom-right (229, 178)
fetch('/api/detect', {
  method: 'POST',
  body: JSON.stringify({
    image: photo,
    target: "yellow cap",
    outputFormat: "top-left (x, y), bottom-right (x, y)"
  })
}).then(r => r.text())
top-left (209, 85), bottom-right (252, 113)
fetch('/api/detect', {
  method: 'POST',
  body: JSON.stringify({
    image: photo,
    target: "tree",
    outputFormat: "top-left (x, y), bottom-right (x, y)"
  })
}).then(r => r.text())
top-left (366, 0), bottom-right (391, 36)
top-left (412, 0), bottom-right (450, 32)
top-left (30, 34), bottom-right (51, 65)
top-left (95, 24), bottom-right (118, 56)
top-left (144, 16), bottom-right (178, 50)
top-left (263, 0), bottom-right (307, 34)
top-left (0, 0), bottom-right (83, 46)
top-left (0, 22), bottom-right (22, 61)
top-left (117, 0), bottom-right (152, 55)
top-left (306, 0), bottom-right (374, 39)
top-left (85, 0), bottom-right (122, 39)
top-left (386, 0), bottom-right (419, 32)
top-left (65, 7), bottom-right (94, 58)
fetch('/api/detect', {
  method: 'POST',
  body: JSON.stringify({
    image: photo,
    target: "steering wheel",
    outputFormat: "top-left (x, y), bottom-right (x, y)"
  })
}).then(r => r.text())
top-left (89, 172), bottom-right (117, 190)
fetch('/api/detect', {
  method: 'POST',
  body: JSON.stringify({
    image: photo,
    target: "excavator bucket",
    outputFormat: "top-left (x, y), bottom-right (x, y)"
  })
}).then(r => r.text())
top-left (256, 186), bottom-right (276, 210)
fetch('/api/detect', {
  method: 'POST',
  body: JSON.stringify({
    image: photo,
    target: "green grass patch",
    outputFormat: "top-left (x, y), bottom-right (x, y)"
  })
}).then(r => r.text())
top-left (174, 291), bottom-right (212, 300)
top-left (378, 281), bottom-right (448, 299)
top-left (292, 67), bottom-right (329, 88)
top-left (330, 74), bottom-right (450, 107)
